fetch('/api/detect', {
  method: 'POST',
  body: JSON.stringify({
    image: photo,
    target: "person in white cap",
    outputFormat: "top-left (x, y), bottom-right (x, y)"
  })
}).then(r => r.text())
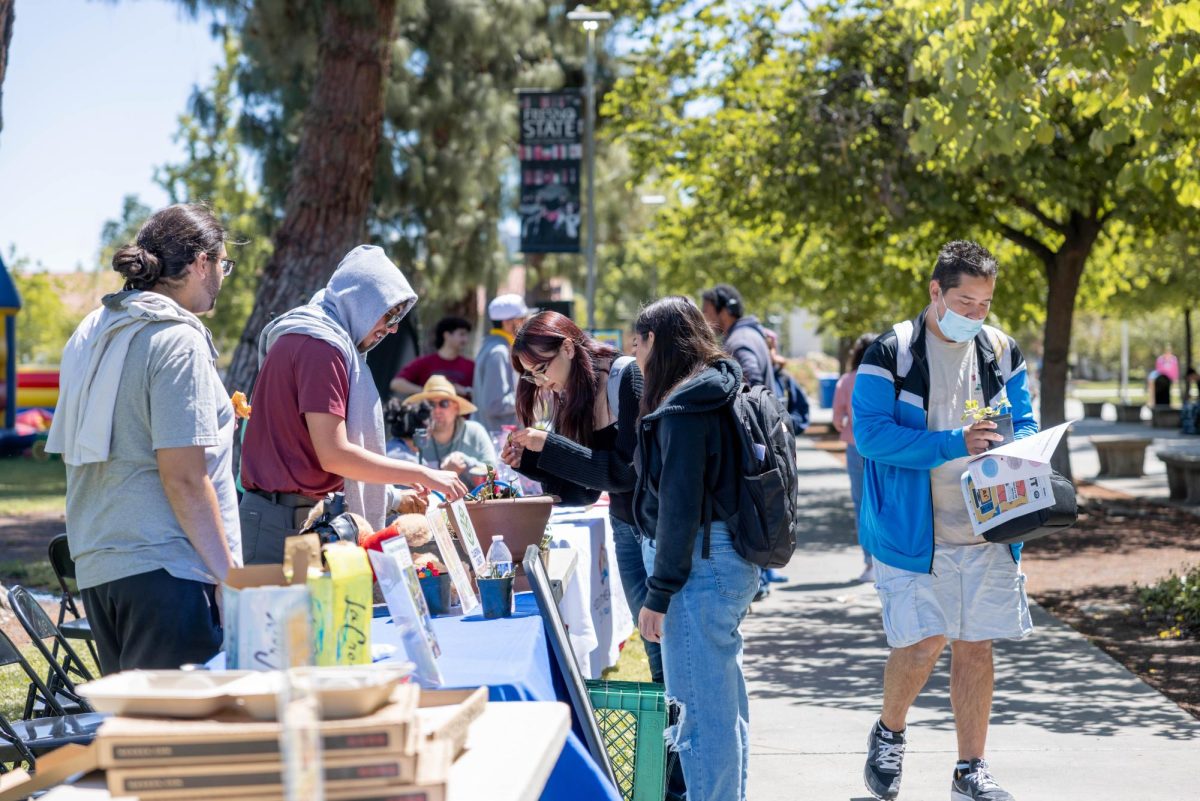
top-left (472, 293), bottom-right (531, 434)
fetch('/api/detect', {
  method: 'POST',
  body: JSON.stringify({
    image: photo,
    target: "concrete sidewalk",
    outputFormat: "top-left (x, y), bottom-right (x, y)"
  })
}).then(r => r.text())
top-left (743, 437), bottom-right (1200, 801)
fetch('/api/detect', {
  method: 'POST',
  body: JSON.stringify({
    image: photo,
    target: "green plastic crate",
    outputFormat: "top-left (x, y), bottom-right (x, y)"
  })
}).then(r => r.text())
top-left (585, 679), bottom-right (668, 801)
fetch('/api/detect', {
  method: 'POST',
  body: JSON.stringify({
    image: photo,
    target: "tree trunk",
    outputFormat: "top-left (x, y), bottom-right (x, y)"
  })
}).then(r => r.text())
top-left (224, 0), bottom-right (397, 395)
top-left (1185, 308), bottom-right (1194, 404)
top-left (1040, 240), bottom-right (1092, 480)
top-left (0, 0), bottom-right (15, 137)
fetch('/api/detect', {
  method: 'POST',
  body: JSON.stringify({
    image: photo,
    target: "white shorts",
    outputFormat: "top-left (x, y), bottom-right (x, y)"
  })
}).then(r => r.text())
top-left (874, 543), bottom-right (1033, 649)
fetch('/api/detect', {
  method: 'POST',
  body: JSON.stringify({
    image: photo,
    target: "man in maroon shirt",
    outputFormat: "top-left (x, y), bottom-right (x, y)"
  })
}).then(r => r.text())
top-left (239, 246), bottom-right (466, 565)
top-left (390, 316), bottom-right (474, 399)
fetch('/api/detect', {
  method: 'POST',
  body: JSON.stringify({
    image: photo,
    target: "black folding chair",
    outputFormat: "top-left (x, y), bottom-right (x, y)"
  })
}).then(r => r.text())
top-left (47, 533), bottom-right (99, 665)
top-left (6, 586), bottom-right (95, 718)
top-left (0, 626), bottom-right (104, 773)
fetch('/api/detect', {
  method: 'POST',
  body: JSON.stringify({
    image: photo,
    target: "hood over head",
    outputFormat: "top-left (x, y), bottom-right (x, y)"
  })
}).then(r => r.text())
top-left (315, 245), bottom-right (417, 348)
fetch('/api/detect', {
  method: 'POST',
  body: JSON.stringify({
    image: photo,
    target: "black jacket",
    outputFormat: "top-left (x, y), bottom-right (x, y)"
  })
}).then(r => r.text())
top-left (516, 362), bottom-right (642, 522)
top-left (634, 358), bottom-right (742, 613)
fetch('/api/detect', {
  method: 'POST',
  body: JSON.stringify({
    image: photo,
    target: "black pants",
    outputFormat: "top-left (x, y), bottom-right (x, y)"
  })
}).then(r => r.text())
top-left (238, 490), bottom-right (316, 565)
top-left (81, 569), bottom-right (222, 676)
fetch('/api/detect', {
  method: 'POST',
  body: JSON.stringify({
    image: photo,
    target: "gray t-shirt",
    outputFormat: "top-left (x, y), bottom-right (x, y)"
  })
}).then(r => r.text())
top-left (416, 418), bottom-right (498, 471)
top-left (66, 321), bottom-right (241, 590)
top-left (926, 333), bottom-right (985, 547)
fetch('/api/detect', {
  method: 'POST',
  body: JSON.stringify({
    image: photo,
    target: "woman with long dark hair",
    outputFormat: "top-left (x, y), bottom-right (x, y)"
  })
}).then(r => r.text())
top-left (498, 311), bottom-right (663, 682)
top-left (632, 296), bottom-right (758, 801)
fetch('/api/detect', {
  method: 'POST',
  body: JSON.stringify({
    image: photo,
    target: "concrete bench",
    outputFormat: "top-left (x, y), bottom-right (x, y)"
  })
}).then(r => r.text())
top-left (1156, 449), bottom-right (1200, 504)
top-left (1151, 405), bottom-right (1182, 429)
top-left (1089, 435), bottom-right (1152, 478)
top-left (1114, 404), bottom-right (1146, 424)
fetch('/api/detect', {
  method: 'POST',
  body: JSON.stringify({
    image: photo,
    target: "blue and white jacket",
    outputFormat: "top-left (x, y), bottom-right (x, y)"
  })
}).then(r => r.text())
top-left (851, 308), bottom-right (1038, 573)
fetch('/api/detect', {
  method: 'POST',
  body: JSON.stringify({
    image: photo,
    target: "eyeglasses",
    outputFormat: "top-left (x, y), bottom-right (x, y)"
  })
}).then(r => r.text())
top-left (432, 399), bottom-right (456, 410)
top-left (383, 304), bottom-right (407, 329)
top-left (521, 362), bottom-right (551, 385)
top-left (219, 258), bottom-right (235, 277)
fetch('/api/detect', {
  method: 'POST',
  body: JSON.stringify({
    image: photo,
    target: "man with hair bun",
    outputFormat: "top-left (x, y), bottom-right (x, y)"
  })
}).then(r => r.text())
top-left (47, 203), bottom-right (241, 674)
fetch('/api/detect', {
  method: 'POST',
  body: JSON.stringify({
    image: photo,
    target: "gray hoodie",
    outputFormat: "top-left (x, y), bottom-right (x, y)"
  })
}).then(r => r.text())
top-left (472, 332), bottom-right (518, 434)
top-left (257, 245), bottom-right (417, 529)
top-left (724, 315), bottom-right (772, 388)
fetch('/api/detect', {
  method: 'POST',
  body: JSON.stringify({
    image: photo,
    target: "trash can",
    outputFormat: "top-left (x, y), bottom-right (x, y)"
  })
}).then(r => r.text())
top-left (818, 374), bottom-right (839, 409)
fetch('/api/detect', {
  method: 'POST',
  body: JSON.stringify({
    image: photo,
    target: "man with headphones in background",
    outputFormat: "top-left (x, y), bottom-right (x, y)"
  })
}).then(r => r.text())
top-left (701, 283), bottom-right (772, 389)
top-left (701, 283), bottom-right (787, 599)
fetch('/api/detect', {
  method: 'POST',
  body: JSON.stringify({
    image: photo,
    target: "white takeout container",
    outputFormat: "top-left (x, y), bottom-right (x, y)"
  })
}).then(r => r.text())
top-left (78, 665), bottom-right (415, 721)
top-left (79, 670), bottom-right (256, 718)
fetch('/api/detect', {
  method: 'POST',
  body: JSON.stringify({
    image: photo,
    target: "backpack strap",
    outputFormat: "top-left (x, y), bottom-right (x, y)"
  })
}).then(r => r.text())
top-left (607, 356), bottom-right (634, 420)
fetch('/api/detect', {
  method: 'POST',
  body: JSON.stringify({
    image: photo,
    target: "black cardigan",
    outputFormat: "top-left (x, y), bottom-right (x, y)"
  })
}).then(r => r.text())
top-left (516, 362), bottom-right (642, 523)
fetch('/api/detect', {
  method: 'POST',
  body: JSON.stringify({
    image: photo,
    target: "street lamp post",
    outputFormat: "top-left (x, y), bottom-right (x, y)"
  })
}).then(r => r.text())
top-left (567, 5), bottom-right (612, 331)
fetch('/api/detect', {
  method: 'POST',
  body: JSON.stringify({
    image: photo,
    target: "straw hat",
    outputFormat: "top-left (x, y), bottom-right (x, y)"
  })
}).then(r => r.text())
top-left (403, 374), bottom-right (477, 416)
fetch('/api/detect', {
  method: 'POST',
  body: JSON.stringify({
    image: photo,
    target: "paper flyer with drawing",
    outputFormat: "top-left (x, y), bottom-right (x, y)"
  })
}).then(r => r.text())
top-left (959, 422), bottom-right (1070, 536)
top-left (368, 538), bottom-right (443, 687)
top-left (965, 422), bottom-right (1071, 487)
top-left (960, 471), bottom-right (1056, 536)
top-left (426, 506), bottom-right (480, 614)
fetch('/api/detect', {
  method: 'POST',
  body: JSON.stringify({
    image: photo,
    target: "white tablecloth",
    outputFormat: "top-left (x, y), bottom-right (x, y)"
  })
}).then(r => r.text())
top-left (547, 502), bottom-right (634, 679)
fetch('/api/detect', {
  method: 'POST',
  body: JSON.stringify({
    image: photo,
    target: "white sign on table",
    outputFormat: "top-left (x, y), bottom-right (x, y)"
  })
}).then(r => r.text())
top-left (447, 499), bottom-right (488, 576)
top-left (427, 506), bottom-right (480, 614)
top-left (368, 537), bottom-right (443, 687)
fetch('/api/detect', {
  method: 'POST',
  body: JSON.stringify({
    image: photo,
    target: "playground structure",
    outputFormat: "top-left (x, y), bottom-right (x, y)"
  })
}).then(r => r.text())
top-left (0, 252), bottom-right (59, 456)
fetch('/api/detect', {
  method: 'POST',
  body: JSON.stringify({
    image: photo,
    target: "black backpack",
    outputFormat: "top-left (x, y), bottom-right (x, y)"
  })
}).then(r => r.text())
top-left (703, 384), bottom-right (799, 568)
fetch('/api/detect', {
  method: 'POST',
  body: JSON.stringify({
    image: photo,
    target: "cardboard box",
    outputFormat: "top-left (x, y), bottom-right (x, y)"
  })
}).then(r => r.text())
top-left (416, 687), bottom-right (488, 760)
top-left (105, 752), bottom-right (414, 799)
top-left (95, 685), bottom-right (420, 768)
top-left (0, 743), bottom-right (100, 801)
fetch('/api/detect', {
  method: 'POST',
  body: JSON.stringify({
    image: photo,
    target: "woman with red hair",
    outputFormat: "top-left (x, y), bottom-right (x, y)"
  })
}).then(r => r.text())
top-left (500, 311), bottom-right (662, 683)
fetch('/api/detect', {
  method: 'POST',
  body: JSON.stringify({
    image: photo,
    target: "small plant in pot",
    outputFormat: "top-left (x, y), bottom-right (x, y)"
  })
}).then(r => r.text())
top-left (962, 398), bottom-right (1014, 450)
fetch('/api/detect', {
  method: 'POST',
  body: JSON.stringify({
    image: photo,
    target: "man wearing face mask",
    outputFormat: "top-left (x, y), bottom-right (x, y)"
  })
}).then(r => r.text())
top-left (851, 241), bottom-right (1037, 801)
top-left (239, 245), bottom-right (466, 565)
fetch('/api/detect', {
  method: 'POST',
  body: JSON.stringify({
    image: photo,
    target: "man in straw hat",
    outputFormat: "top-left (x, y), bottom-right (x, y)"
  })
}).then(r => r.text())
top-left (406, 375), bottom-right (496, 479)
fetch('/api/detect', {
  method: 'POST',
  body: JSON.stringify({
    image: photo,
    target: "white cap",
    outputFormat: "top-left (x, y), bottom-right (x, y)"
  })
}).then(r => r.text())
top-left (488, 294), bottom-right (533, 322)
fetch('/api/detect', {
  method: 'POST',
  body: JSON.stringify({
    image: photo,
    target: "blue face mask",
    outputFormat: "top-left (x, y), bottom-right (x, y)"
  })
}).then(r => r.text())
top-left (936, 293), bottom-right (984, 343)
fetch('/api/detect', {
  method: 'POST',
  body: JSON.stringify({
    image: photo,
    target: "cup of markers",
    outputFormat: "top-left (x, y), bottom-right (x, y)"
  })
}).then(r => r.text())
top-left (417, 562), bottom-right (452, 616)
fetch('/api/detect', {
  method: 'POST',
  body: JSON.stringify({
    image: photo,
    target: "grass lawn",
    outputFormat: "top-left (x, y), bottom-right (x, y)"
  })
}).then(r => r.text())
top-left (0, 642), bottom-right (100, 723)
top-left (0, 456), bottom-right (67, 517)
top-left (602, 630), bottom-right (652, 682)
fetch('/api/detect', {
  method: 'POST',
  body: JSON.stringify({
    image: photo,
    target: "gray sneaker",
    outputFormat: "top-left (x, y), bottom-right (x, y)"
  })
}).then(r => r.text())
top-left (951, 759), bottom-right (1015, 801)
top-left (864, 720), bottom-right (905, 800)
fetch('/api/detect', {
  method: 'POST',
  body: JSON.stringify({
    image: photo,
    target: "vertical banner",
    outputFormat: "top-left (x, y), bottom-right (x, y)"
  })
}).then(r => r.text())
top-left (518, 90), bottom-right (583, 253)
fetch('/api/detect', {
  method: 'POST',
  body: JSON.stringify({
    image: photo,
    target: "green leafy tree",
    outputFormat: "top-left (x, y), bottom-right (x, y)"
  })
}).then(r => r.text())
top-left (0, 0), bottom-right (13, 137)
top-left (156, 34), bottom-right (273, 357)
top-left (5, 251), bottom-right (78, 365)
top-left (99, 195), bottom-right (152, 275)
top-left (608, 0), bottom-right (1200, 476)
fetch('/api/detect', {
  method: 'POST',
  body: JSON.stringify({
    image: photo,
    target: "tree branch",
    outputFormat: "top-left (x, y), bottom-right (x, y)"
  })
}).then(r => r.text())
top-left (1009, 194), bottom-right (1069, 236)
top-left (993, 217), bottom-right (1056, 266)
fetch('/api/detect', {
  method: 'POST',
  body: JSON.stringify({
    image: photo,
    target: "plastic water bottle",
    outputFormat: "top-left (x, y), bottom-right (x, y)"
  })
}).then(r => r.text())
top-left (487, 536), bottom-right (513, 578)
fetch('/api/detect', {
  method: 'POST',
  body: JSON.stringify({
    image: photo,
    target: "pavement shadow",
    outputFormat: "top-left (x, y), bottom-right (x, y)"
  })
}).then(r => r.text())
top-left (794, 489), bottom-right (861, 552)
top-left (743, 600), bottom-right (1199, 742)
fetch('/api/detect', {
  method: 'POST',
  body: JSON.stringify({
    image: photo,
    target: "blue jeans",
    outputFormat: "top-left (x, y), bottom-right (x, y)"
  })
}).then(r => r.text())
top-left (642, 522), bottom-right (757, 801)
top-left (845, 442), bottom-right (871, 566)
top-left (610, 515), bottom-right (663, 683)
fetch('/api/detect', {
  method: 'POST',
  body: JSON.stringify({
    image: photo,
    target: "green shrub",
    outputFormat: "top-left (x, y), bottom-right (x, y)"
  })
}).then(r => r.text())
top-left (1139, 564), bottom-right (1200, 640)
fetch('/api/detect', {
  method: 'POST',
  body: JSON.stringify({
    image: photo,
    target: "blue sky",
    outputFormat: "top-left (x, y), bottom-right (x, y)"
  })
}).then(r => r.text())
top-left (0, 0), bottom-right (223, 272)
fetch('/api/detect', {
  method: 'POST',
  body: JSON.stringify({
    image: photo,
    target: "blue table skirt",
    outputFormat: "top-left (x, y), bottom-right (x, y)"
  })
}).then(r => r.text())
top-left (373, 593), bottom-right (620, 801)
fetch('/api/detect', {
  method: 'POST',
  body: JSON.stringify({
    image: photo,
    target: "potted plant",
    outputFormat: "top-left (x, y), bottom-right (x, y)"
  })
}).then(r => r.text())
top-left (962, 398), bottom-right (1014, 450)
